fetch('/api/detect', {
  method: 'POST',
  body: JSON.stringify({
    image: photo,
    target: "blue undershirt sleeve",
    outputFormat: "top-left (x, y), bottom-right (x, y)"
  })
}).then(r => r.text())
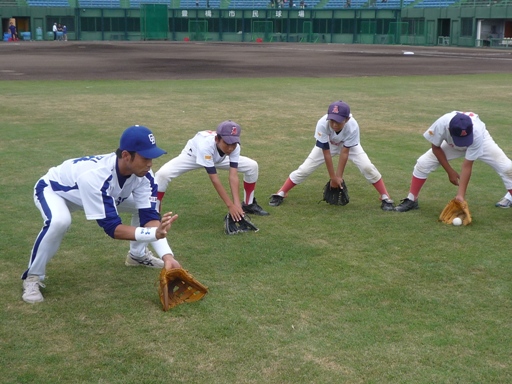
top-left (97, 216), bottom-right (123, 238)
top-left (205, 166), bottom-right (217, 175)
top-left (138, 207), bottom-right (160, 227)
top-left (316, 140), bottom-right (330, 150)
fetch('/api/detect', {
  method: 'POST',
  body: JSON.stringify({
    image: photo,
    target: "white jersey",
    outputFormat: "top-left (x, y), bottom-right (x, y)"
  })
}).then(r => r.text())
top-left (423, 111), bottom-right (486, 161)
top-left (314, 113), bottom-right (360, 149)
top-left (42, 152), bottom-right (156, 220)
top-left (182, 130), bottom-right (241, 167)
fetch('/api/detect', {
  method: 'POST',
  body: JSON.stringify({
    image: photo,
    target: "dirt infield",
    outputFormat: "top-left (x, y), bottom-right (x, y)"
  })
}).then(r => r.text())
top-left (1, 41), bottom-right (512, 80)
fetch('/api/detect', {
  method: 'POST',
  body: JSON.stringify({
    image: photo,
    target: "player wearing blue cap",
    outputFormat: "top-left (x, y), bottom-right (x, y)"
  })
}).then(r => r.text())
top-left (269, 100), bottom-right (395, 210)
top-left (395, 111), bottom-right (512, 212)
top-left (22, 125), bottom-right (181, 304)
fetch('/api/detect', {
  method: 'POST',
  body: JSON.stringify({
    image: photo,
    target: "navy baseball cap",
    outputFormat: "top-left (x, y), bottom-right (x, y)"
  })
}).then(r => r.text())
top-left (216, 120), bottom-right (241, 145)
top-left (327, 101), bottom-right (351, 123)
top-left (449, 113), bottom-right (473, 147)
top-left (119, 125), bottom-right (167, 159)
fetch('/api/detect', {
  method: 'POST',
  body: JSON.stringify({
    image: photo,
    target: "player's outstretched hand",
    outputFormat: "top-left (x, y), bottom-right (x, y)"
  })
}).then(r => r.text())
top-left (156, 212), bottom-right (179, 239)
top-left (228, 205), bottom-right (245, 222)
top-left (163, 254), bottom-right (181, 270)
top-left (447, 170), bottom-right (460, 186)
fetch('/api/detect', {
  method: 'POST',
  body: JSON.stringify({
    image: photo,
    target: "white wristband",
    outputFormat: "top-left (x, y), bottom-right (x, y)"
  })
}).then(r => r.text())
top-left (151, 238), bottom-right (173, 259)
top-left (134, 227), bottom-right (157, 242)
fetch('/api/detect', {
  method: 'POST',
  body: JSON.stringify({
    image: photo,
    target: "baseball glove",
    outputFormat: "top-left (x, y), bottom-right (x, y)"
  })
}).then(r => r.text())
top-left (158, 268), bottom-right (208, 311)
top-left (322, 180), bottom-right (349, 206)
top-left (224, 213), bottom-right (259, 235)
top-left (439, 198), bottom-right (472, 225)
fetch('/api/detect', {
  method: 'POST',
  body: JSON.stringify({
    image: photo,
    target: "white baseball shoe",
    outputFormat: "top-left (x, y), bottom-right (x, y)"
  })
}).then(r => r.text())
top-left (125, 248), bottom-right (163, 269)
top-left (22, 275), bottom-right (45, 303)
top-left (495, 197), bottom-right (512, 208)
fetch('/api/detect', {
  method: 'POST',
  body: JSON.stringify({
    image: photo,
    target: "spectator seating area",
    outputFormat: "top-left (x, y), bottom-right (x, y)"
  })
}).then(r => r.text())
top-left (179, 0), bottom-right (221, 7)
top-left (128, 0), bottom-right (170, 7)
top-left (227, 0), bottom-right (269, 7)
top-left (413, 0), bottom-right (458, 7)
top-left (26, 0), bottom-right (70, 6)
top-left (324, 0), bottom-right (415, 8)
top-left (79, 0), bottom-right (121, 7)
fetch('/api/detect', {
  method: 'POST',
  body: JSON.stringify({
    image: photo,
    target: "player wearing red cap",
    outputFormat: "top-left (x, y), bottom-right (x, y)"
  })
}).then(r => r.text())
top-left (155, 120), bottom-right (268, 222)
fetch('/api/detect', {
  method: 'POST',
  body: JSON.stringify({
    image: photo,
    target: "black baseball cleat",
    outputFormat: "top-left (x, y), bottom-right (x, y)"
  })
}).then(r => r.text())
top-left (381, 198), bottom-right (395, 211)
top-left (242, 199), bottom-right (270, 216)
top-left (269, 194), bottom-right (284, 207)
top-left (395, 198), bottom-right (419, 212)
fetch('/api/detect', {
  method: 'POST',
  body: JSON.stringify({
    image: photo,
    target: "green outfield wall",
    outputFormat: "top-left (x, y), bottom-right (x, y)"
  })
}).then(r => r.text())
top-left (1, 4), bottom-right (512, 48)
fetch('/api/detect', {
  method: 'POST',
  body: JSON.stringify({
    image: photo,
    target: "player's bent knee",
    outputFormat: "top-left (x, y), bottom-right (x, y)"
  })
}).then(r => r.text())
top-left (414, 163), bottom-right (434, 179)
top-left (362, 166), bottom-right (381, 184)
top-left (48, 216), bottom-right (72, 233)
top-left (501, 163), bottom-right (512, 179)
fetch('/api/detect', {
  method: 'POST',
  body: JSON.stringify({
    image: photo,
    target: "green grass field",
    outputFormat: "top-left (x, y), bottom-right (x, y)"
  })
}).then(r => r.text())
top-left (1, 75), bottom-right (511, 383)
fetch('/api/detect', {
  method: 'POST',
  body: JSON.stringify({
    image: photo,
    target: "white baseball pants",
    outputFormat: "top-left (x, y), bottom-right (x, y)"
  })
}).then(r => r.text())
top-left (289, 145), bottom-right (382, 185)
top-left (24, 180), bottom-right (149, 280)
top-left (413, 133), bottom-right (512, 189)
top-left (155, 152), bottom-right (259, 193)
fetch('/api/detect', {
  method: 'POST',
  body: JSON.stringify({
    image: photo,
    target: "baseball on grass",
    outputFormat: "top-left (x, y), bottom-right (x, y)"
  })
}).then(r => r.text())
top-left (452, 217), bottom-right (462, 226)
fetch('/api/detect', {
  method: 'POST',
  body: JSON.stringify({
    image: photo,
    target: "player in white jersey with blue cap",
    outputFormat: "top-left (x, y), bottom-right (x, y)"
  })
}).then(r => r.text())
top-left (395, 111), bottom-right (512, 212)
top-left (22, 125), bottom-right (181, 304)
top-left (269, 100), bottom-right (395, 210)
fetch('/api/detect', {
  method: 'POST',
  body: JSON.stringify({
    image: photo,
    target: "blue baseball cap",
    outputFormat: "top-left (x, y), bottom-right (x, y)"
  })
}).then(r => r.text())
top-left (449, 113), bottom-right (473, 147)
top-left (119, 125), bottom-right (167, 159)
top-left (216, 120), bottom-right (241, 145)
top-left (327, 101), bottom-right (351, 123)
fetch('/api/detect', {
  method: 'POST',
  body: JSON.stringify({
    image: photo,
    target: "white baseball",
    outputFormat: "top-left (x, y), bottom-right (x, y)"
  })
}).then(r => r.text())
top-left (452, 217), bottom-right (462, 226)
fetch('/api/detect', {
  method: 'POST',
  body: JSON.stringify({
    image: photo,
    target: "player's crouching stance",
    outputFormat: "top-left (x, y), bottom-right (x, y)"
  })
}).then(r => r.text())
top-left (269, 100), bottom-right (395, 211)
top-left (394, 111), bottom-right (512, 213)
top-left (21, 125), bottom-right (181, 304)
top-left (155, 120), bottom-right (269, 224)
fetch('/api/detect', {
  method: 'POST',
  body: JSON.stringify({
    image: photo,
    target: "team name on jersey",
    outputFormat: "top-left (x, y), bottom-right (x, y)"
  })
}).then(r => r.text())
top-left (72, 155), bottom-right (105, 164)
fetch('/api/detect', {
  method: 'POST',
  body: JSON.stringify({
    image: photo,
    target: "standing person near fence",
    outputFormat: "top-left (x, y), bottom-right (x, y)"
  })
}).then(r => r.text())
top-left (9, 23), bottom-right (18, 41)
top-left (52, 22), bottom-right (57, 40)
top-left (269, 100), bottom-right (395, 210)
top-left (57, 24), bottom-right (63, 41)
top-left (21, 125), bottom-right (182, 304)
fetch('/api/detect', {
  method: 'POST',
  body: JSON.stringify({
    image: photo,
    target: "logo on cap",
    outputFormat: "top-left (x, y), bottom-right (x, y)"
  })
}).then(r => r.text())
top-left (216, 120), bottom-right (242, 145)
top-left (119, 125), bottom-right (167, 159)
top-left (327, 101), bottom-right (350, 123)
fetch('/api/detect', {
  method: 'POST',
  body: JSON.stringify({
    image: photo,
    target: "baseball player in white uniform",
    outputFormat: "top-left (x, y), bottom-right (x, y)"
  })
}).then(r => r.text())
top-left (22, 125), bottom-right (181, 304)
top-left (395, 111), bottom-right (512, 212)
top-left (269, 100), bottom-right (395, 210)
top-left (155, 120), bottom-right (268, 221)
